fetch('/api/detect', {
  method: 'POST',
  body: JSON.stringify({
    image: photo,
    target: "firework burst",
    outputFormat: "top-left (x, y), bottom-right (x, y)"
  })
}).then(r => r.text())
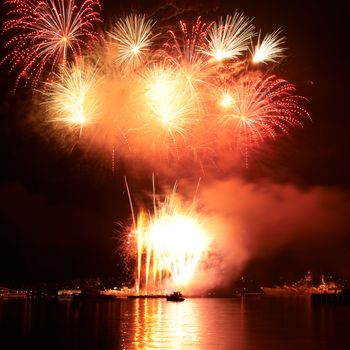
top-left (1, 6), bottom-right (310, 166)
top-left (204, 12), bottom-right (255, 62)
top-left (162, 17), bottom-right (214, 89)
top-left (218, 73), bottom-right (310, 149)
top-left (140, 63), bottom-right (199, 156)
top-left (251, 29), bottom-right (287, 64)
top-left (129, 184), bottom-right (211, 291)
top-left (108, 14), bottom-right (157, 72)
top-left (2, 0), bottom-right (101, 89)
top-left (42, 60), bottom-right (102, 131)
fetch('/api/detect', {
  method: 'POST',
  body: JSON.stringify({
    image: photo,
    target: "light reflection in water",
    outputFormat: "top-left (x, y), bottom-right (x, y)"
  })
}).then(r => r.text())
top-left (121, 298), bottom-right (251, 349)
top-left (1, 297), bottom-right (350, 350)
top-left (121, 298), bottom-right (201, 349)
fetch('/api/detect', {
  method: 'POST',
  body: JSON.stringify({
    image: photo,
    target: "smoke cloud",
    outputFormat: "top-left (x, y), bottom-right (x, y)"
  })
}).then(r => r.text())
top-left (192, 178), bottom-right (350, 290)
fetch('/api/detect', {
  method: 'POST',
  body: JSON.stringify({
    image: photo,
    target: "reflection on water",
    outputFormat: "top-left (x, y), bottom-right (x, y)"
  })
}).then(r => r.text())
top-left (1, 296), bottom-right (350, 350)
top-left (121, 298), bottom-right (201, 349)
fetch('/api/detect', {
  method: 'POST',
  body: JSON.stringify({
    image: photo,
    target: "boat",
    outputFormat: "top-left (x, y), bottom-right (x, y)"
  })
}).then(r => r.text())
top-left (261, 273), bottom-right (342, 296)
top-left (166, 291), bottom-right (185, 302)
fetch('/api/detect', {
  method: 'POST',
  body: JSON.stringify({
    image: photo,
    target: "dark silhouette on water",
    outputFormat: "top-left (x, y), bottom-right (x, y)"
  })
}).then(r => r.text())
top-left (166, 291), bottom-right (185, 302)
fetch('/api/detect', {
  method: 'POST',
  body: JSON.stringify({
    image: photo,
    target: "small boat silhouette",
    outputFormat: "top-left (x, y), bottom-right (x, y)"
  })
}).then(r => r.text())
top-left (166, 291), bottom-right (185, 302)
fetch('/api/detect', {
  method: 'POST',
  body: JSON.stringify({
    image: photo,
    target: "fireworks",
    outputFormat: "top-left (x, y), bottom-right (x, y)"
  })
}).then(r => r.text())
top-left (218, 73), bottom-right (310, 148)
top-left (42, 60), bottom-right (102, 130)
top-left (141, 63), bottom-right (198, 154)
top-left (108, 14), bottom-right (157, 71)
top-left (129, 184), bottom-right (211, 292)
top-left (162, 17), bottom-right (214, 91)
top-left (2, 7), bottom-right (308, 159)
top-left (204, 12), bottom-right (255, 61)
top-left (251, 29), bottom-right (287, 64)
top-left (2, 0), bottom-right (101, 89)
top-left (2, 6), bottom-right (311, 291)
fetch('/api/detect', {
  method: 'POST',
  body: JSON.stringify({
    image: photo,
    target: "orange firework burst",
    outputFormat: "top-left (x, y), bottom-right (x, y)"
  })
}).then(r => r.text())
top-left (1, 6), bottom-right (311, 166)
top-left (2, 0), bottom-right (101, 89)
top-left (139, 63), bottom-right (199, 157)
top-left (127, 182), bottom-right (211, 293)
top-left (217, 73), bottom-right (310, 149)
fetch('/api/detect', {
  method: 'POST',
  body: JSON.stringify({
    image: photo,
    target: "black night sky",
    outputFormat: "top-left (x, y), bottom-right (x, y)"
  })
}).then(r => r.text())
top-left (0, 0), bottom-right (349, 289)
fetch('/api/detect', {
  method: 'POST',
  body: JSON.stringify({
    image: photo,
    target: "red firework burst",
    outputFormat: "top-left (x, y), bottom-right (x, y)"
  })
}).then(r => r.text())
top-left (218, 72), bottom-right (310, 149)
top-left (1, 0), bottom-right (101, 90)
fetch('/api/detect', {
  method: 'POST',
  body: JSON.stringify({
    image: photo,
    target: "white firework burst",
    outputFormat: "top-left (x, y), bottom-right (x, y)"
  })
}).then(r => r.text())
top-left (204, 12), bottom-right (255, 61)
top-left (108, 14), bottom-right (157, 70)
top-left (251, 28), bottom-right (287, 64)
top-left (43, 60), bottom-right (102, 128)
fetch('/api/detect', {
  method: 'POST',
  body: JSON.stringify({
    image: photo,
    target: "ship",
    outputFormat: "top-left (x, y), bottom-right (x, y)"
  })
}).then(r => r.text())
top-left (166, 291), bottom-right (185, 302)
top-left (261, 273), bottom-right (342, 296)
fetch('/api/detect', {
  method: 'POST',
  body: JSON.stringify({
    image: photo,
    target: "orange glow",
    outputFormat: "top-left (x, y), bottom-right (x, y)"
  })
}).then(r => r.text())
top-left (143, 64), bottom-right (196, 133)
top-left (131, 188), bottom-right (211, 292)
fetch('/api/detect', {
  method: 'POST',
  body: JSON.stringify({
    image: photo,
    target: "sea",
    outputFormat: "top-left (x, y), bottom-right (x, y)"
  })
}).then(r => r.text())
top-left (0, 296), bottom-right (349, 350)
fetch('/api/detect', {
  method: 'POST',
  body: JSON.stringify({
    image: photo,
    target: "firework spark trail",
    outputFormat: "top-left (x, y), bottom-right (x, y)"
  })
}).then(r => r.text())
top-left (1, 7), bottom-right (310, 162)
top-left (251, 29), bottom-right (286, 64)
top-left (108, 14), bottom-right (157, 72)
top-left (2, 0), bottom-right (101, 89)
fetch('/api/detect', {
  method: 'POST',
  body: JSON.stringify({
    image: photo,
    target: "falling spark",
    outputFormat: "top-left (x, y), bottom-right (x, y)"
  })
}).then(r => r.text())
top-left (251, 29), bottom-right (286, 64)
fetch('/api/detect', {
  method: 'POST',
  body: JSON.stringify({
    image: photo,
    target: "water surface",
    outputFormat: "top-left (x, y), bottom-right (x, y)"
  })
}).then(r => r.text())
top-left (1, 296), bottom-right (349, 349)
